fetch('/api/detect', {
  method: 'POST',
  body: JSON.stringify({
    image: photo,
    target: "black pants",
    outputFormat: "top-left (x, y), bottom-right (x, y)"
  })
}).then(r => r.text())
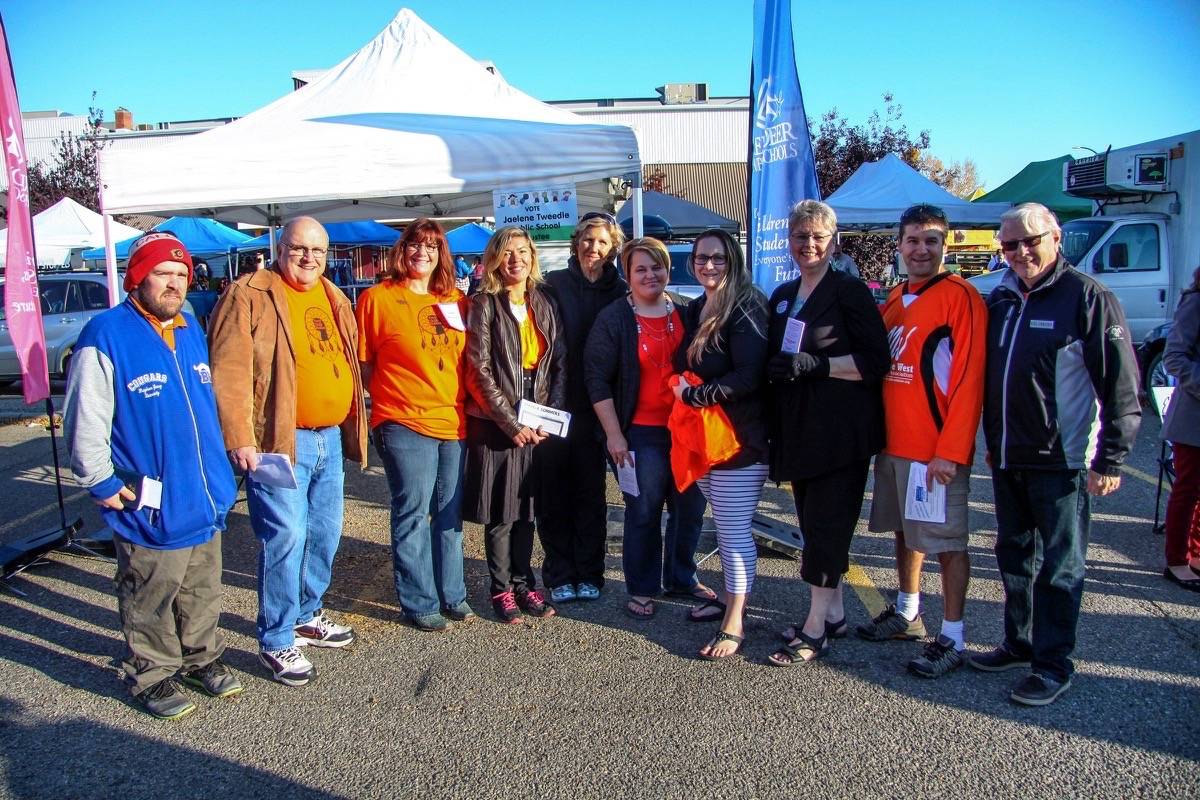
top-left (536, 415), bottom-right (609, 589)
top-left (791, 458), bottom-right (871, 588)
top-left (485, 520), bottom-right (537, 595)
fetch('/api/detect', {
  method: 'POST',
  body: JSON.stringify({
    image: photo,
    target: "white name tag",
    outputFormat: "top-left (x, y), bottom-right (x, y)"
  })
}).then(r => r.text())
top-left (1029, 319), bottom-right (1054, 330)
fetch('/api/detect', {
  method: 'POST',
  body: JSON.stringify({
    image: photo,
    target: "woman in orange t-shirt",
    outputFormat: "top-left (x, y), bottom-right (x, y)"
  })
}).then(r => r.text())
top-left (356, 218), bottom-right (472, 632)
top-left (583, 237), bottom-right (709, 622)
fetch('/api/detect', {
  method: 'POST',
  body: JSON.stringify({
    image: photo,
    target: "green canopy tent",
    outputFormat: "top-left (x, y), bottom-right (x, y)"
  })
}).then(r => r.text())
top-left (974, 155), bottom-right (1093, 221)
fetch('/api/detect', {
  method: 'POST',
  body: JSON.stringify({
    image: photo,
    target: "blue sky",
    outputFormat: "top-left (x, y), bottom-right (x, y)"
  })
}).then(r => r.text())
top-left (1, 0), bottom-right (1197, 190)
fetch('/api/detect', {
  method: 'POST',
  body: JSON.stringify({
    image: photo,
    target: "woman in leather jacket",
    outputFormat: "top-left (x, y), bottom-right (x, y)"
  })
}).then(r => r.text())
top-left (463, 227), bottom-right (567, 623)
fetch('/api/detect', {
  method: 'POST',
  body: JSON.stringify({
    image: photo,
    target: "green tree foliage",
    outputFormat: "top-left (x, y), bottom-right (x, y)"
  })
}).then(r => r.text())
top-left (23, 95), bottom-right (107, 217)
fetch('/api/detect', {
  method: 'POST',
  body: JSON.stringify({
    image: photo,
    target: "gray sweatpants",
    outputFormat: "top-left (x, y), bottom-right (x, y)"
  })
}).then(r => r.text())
top-left (113, 532), bottom-right (226, 696)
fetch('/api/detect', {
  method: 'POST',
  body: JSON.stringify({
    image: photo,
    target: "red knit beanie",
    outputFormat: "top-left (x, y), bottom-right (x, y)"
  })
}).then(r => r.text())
top-left (124, 232), bottom-right (193, 291)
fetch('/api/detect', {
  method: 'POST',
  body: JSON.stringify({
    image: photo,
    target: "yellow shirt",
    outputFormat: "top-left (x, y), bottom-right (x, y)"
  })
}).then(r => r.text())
top-left (510, 302), bottom-right (545, 370)
top-left (282, 281), bottom-right (354, 429)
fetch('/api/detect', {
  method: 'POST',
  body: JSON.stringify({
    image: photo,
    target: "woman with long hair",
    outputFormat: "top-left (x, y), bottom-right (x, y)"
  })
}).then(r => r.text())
top-left (671, 229), bottom-right (770, 660)
top-left (585, 237), bottom-right (708, 621)
top-left (356, 218), bottom-right (473, 632)
top-left (463, 227), bottom-right (567, 623)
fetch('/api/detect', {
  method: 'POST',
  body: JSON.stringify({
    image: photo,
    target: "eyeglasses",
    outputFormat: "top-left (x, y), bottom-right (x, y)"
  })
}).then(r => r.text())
top-left (579, 211), bottom-right (617, 225)
top-left (692, 254), bottom-right (728, 267)
top-left (789, 232), bottom-right (832, 243)
top-left (404, 241), bottom-right (440, 253)
top-left (285, 245), bottom-right (327, 258)
top-left (1000, 231), bottom-right (1052, 252)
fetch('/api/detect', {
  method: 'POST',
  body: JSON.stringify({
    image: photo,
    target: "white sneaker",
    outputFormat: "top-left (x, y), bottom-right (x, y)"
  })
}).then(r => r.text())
top-left (294, 612), bottom-right (356, 649)
top-left (259, 646), bottom-right (315, 687)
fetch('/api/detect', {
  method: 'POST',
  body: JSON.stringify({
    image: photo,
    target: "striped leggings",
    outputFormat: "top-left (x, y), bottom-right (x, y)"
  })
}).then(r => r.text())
top-left (697, 462), bottom-right (769, 595)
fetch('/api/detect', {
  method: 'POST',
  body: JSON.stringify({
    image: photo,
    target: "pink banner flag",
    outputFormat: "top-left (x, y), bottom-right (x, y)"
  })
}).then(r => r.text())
top-left (0, 15), bottom-right (49, 404)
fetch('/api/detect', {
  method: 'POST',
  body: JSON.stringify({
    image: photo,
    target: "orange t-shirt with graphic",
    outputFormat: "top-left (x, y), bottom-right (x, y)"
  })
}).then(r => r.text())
top-left (356, 280), bottom-right (466, 440)
top-left (282, 282), bottom-right (354, 429)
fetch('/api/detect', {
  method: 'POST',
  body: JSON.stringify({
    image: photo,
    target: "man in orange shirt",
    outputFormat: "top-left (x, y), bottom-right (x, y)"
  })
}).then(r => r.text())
top-left (857, 204), bottom-right (987, 678)
top-left (208, 216), bottom-right (368, 687)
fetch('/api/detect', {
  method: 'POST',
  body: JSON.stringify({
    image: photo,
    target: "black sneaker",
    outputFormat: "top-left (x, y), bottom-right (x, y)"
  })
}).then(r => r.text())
top-left (179, 658), bottom-right (244, 698)
top-left (1010, 673), bottom-right (1071, 706)
top-left (516, 589), bottom-right (556, 619)
top-left (969, 643), bottom-right (1032, 672)
top-left (855, 604), bottom-right (926, 641)
top-left (491, 591), bottom-right (522, 624)
top-left (138, 678), bottom-right (197, 720)
top-left (907, 635), bottom-right (964, 679)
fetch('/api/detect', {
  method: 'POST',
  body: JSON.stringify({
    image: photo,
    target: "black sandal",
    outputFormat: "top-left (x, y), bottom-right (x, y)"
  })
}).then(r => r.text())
top-left (767, 631), bottom-right (829, 667)
top-left (687, 598), bottom-right (726, 623)
top-left (779, 618), bottom-right (847, 642)
top-left (698, 630), bottom-right (744, 661)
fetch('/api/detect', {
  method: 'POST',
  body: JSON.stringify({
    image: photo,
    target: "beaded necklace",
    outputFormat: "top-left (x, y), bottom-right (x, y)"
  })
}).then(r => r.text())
top-left (631, 295), bottom-right (676, 369)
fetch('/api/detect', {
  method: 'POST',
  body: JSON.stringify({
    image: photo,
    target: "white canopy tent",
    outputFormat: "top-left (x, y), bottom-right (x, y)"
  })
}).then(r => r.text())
top-left (97, 8), bottom-right (643, 226)
top-left (826, 154), bottom-right (1009, 230)
top-left (0, 197), bottom-right (142, 269)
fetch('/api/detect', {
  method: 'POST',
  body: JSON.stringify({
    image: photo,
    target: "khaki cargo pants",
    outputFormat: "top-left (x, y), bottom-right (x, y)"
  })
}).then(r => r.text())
top-left (113, 532), bottom-right (226, 696)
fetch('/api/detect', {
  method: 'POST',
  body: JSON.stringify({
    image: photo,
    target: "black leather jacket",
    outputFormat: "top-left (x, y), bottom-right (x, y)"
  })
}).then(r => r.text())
top-left (465, 285), bottom-right (567, 438)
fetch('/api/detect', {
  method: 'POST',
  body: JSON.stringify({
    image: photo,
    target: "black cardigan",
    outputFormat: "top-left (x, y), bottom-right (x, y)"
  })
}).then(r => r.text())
top-left (765, 268), bottom-right (889, 482)
top-left (673, 293), bottom-right (770, 469)
top-left (583, 292), bottom-right (690, 435)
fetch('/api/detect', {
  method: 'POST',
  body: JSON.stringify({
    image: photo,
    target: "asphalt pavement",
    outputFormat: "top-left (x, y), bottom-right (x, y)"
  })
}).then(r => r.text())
top-left (0, 386), bottom-right (1197, 799)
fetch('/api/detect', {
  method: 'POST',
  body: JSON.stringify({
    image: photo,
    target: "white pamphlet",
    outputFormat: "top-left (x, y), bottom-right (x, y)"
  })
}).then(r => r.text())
top-left (436, 302), bottom-right (466, 332)
top-left (251, 453), bottom-right (298, 490)
top-left (616, 452), bottom-right (639, 497)
top-left (516, 399), bottom-right (572, 437)
top-left (1151, 386), bottom-right (1175, 420)
top-left (904, 461), bottom-right (946, 524)
top-left (136, 476), bottom-right (162, 511)
top-left (781, 317), bottom-right (806, 354)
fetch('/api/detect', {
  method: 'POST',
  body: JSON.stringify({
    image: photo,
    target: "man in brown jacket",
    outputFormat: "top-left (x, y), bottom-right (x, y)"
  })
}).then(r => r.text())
top-left (208, 216), bottom-right (367, 687)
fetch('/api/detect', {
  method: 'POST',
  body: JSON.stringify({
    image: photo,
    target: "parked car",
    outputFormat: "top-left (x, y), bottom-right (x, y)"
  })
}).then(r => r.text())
top-left (0, 272), bottom-right (193, 384)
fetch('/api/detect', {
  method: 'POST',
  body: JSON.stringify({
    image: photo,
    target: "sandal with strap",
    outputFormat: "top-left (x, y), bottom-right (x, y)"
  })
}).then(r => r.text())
top-left (687, 598), bottom-right (726, 623)
top-left (698, 630), bottom-right (744, 661)
top-left (625, 597), bottom-right (656, 619)
top-left (767, 630), bottom-right (829, 667)
top-left (665, 583), bottom-right (718, 602)
top-left (779, 618), bottom-right (847, 642)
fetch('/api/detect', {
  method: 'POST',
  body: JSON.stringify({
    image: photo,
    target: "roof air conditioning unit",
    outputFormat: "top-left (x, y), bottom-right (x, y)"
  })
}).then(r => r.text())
top-left (656, 82), bottom-right (709, 105)
top-left (1065, 148), bottom-right (1171, 199)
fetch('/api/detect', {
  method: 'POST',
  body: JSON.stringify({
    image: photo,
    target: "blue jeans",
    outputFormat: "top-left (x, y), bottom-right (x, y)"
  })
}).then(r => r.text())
top-left (992, 468), bottom-right (1091, 682)
top-left (246, 426), bottom-right (345, 651)
top-left (619, 425), bottom-right (707, 597)
top-left (372, 422), bottom-right (467, 617)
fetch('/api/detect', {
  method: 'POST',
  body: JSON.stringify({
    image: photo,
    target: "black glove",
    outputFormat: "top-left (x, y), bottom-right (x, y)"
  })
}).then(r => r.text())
top-left (768, 352), bottom-right (829, 382)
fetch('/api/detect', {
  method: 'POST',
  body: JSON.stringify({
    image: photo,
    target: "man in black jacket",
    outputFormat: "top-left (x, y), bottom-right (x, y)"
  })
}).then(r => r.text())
top-left (970, 203), bottom-right (1141, 706)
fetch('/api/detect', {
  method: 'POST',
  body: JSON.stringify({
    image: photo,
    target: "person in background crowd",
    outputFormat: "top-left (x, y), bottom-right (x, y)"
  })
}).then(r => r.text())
top-left (859, 204), bottom-right (987, 679)
top-left (585, 237), bottom-right (708, 622)
top-left (208, 217), bottom-right (366, 687)
top-left (1161, 266), bottom-right (1200, 591)
top-left (356, 219), bottom-right (474, 632)
top-left (539, 211), bottom-right (627, 603)
top-left (65, 232), bottom-right (239, 719)
top-left (454, 253), bottom-right (472, 293)
top-left (986, 249), bottom-right (1006, 272)
top-left (765, 200), bottom-right (890, 666)
top-left (971, 202), bottom-right (1141, 706)
top-left (464, 227), bottom-right (566, 623)
top-left (829, 238), bottom-right (861, 279)
top-left (674, 229), bottom-right (769, 661)
top-left (192, 260), bottom-right (210, 291)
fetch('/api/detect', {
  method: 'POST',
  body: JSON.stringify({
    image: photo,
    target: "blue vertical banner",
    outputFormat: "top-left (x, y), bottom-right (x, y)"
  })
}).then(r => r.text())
top-left (748, 0), bottom-right (820, 294)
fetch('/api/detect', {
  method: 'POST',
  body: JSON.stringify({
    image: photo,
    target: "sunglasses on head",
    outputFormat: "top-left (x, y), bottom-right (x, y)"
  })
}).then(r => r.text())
top-left (579, 211), bottom-right (616, 225)
top-left (1000, 231), bottom-right (1052, 252)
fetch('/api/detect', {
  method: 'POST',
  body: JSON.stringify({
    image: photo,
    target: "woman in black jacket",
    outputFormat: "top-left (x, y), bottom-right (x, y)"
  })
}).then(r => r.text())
top-left (765, 200), bottom-right (890, 666)
top-left (671, 229), bottom-right (770, 660)
top-left (464, 227), bottom-right (567, 624)
top-left (539, 212), bottom-right (627, 603)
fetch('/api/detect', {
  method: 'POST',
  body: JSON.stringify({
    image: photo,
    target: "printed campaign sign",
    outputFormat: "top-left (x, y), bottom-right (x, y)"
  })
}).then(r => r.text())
top-left (492, 184), bottom-right (577, 242)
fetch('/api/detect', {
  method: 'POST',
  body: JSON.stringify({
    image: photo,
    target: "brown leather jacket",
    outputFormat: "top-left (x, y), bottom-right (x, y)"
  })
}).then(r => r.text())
top-left (207, 268), bottom-right (368, 468)
top-left (464, 285), bottom-right (566, 438)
